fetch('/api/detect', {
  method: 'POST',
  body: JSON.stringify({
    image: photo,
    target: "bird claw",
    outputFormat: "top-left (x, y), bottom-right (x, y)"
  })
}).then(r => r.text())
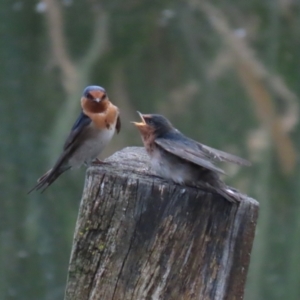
top-left (92, 158), bottom-right (111, 165)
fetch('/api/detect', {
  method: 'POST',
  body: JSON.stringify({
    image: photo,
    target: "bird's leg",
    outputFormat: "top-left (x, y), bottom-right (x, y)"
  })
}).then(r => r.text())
top-left (92, 158), bottom-right (111, 165)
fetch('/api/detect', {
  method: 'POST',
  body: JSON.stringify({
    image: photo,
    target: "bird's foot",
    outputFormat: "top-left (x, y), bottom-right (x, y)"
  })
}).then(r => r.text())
top-left (92, 158), bottom-right (111, 165)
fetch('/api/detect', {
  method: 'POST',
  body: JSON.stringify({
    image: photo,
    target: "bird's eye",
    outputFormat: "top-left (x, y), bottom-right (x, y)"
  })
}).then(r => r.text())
top-left (147, 119), bottom-right (154, 125)
top-left (86, 93), bottom-right (94, 100)
top-left (101, 93), bottom-right (106, 101)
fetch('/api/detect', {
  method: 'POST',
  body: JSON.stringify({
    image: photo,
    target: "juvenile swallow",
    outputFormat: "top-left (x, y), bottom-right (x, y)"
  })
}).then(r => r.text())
top-left (29, 85), bottom-right (121, 193)
top-left (133, 112), bottom-right (250, 203)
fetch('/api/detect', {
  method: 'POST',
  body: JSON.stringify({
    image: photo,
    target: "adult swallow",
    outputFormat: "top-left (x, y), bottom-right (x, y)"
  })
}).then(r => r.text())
top-left (29, 85), bottom-right (121, 193)
top-left (132, 112), bottom-right (250, 203)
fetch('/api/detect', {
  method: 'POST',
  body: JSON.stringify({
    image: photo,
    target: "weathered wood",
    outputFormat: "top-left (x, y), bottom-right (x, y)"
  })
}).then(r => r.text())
top-left (64, 147), bottom-right (259, 300)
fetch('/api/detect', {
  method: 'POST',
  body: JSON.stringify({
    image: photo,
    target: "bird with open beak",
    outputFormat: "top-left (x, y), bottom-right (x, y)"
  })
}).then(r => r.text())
top-left (132, 112), bottom-right (250, 203)
top-left (29, 85), bottom-right (121, 193)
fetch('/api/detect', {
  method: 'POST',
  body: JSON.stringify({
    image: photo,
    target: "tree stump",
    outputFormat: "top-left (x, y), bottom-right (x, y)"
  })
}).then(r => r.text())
top-left (64, 147), bottom-right (259, 300)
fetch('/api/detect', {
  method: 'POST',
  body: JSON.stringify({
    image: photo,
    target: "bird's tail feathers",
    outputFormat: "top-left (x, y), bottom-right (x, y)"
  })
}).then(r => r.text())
top-left (216, 187), bottom-right (242, 203)
top-left (28, 166), bottom-right (71, 194)
top-left (194, 182), bottom-right (241, 203)
top-left (37, 169), bottom-right (52, 183)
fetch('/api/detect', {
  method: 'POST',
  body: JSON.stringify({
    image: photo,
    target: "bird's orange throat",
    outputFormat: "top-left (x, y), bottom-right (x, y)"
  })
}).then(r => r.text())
top-left (134, 124), bottom-right (155, 145)
top-left (81, 97), bottom-right (110, 114)
top-left (81, 97), bottom-right (119, 130)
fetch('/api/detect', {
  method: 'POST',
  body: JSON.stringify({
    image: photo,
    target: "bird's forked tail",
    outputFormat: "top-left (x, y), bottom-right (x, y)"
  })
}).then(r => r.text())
top-left (28, 166), bottom-right (71, 194)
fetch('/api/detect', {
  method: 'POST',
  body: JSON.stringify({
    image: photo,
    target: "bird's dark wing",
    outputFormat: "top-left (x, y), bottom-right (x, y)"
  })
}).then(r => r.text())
top-left (155, 137), bottom-right (226, 175)
top-left (28, 112), bottom-right (92, 193)
top-left (198, 144), bottom-right (251, 166)
top-left (63, 111), bottom-right (92, 150)
top-left (116, 115), bottom-right (121, 134)
top-left (155, 131), bottom-right (250, 174)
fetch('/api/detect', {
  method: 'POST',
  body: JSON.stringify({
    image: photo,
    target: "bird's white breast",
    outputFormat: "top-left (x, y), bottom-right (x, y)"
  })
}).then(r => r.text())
top-left (92, 125), bottom-right (116, 154)
top-left (69, 119), bottom-right (117, 168)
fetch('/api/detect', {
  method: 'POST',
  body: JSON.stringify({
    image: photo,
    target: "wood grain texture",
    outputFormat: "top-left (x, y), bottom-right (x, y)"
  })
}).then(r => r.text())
top-left (64, 147), bottom-right (259, 300)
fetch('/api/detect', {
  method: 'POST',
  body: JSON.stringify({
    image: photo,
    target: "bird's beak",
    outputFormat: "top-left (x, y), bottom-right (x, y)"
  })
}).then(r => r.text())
top-left (131, 111), bottom-right (146, 127)
top-left (94, 98), bottom-right (101, 103)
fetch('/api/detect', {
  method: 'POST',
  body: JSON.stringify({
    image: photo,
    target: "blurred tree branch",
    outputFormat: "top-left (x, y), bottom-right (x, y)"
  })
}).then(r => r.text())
top-left (44, 0), bottom-right (78, 94)
top-left (193, 0), bottom-right (298, 174)
top-left (44, 0), bottom-right (108, 162)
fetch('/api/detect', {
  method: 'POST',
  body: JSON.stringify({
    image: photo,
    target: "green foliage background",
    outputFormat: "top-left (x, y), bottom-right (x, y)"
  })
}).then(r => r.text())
top-left (0, 0), bottom-right (299, 299)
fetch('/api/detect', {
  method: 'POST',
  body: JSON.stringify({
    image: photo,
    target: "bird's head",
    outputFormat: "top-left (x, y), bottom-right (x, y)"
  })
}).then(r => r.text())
top-left (81, 86), bottom-right (109, 113)
top-left (132, 112), bottom-right (173, 138)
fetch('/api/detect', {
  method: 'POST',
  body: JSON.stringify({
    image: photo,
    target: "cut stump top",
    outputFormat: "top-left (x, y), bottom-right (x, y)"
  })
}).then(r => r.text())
top-left (65, 147), bottom-right (259, 300)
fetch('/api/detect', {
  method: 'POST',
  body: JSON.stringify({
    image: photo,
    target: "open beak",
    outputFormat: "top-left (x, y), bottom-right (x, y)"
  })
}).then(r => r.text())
top-left (132, 111), bottom-right (146, 127)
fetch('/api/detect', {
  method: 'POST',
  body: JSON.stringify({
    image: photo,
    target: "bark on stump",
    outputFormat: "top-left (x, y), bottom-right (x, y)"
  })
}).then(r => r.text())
top-left (64, 147), bottom-right (259, 300)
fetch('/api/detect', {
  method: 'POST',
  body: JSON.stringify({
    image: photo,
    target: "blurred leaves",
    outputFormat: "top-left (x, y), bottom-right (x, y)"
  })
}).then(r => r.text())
top-left (0, 0), bottom-right (300, 299)
top-left (197, 1), bottom-right (298, 175)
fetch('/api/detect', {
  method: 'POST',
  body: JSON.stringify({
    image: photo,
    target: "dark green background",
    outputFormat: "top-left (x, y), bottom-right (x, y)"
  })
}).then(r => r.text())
top-left (1, 1), bottom-right (299, 299)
